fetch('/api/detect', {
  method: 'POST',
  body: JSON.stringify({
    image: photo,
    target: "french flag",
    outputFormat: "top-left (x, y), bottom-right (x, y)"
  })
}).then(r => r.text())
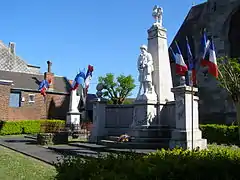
top-left (38, 79), bottom-right (50, 99)
top-left (71, 71), bottom-right (85, 91)
top-left (202, 38), bottom-right (218, 78)
top-left (174, 41), bottom-right (188, 76)
top-left (84, 65), bottom-right (94, 93)
top-left (186, 36), bottom-right (196, 86)
top-left (200, 29), bottom-right (211, 66)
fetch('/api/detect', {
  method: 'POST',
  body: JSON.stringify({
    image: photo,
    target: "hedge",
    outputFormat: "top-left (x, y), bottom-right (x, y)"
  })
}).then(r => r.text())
top-left (0, 120), bottom-right (65, 135)
top-left (54, 145), bottom-right (240, 180)
top-left (0, 121), bottom-right (239, 145)
top-left (200, 124), bottom-right (239, 145)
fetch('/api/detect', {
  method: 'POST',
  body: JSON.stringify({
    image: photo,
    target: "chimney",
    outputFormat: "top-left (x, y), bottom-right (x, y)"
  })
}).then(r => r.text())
top-left (9, 42), bottom-right (16, 55)
top-left (44, 60), bottom-right (54, 90)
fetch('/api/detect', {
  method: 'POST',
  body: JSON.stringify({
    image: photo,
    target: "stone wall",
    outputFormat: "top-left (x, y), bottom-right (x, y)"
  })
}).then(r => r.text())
top-left (105, 105), bottom-right (134, 136)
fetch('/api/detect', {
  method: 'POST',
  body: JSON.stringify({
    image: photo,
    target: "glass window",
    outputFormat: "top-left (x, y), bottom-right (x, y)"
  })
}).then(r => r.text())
top-left (9, 92), bottom-right (20, 107)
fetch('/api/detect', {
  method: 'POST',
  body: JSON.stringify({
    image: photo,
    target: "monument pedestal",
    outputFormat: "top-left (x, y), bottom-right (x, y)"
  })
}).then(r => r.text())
top-left (131, 100), bottom-right (162, 140)
top-left (66, 111), bottom-right (81, 125)
top-left (66, 89), bottom-right (81, 129)
top-left (169, 86), bottom-right (207, 150)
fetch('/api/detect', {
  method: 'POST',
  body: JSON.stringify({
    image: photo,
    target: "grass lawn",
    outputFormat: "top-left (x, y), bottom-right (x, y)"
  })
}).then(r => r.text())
top-left (0, 146), bottom-right (56, 180)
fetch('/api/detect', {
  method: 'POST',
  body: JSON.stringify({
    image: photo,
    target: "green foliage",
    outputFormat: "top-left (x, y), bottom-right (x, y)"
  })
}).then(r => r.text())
top-left (98, 73), bottom-right (136, 104)
top-left (0, 120), bottom-right (65, 135)
top-left (55, 146), bottom-right (240, 180)
top-left (200, 124), bottom-right (239, 145)
top-left (218, 57), bottom-right (240, 102)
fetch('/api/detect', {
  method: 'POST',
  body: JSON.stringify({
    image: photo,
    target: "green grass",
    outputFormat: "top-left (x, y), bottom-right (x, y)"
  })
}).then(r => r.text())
top-left (0, 146), bottom-right (57, 180)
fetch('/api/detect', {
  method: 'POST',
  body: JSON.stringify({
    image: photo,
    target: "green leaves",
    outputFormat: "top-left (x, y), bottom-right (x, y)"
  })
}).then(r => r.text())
top-left (217, 57), bottom-right (240, 102)
top-left (98, 73), bottom-right (136, 104)
top-left (55, 145), bottom-right (240, 180)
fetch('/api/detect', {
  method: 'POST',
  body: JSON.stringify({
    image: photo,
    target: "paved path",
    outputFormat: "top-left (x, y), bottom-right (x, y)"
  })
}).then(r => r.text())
top-left (0, 136), bottom-right (62, 165)
top-left (0, 135), bottom-right (157, 165)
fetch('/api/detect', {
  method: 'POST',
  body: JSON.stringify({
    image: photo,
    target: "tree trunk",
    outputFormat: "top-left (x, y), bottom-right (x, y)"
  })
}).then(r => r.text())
top-left (236, 101), bottom-right (240, 141)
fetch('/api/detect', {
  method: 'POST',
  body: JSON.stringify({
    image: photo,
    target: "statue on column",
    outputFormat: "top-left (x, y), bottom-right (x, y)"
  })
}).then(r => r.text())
top-left (152, 5), bottom-right (163, 27)
top-left (136, 45), bottom-right (157, 101)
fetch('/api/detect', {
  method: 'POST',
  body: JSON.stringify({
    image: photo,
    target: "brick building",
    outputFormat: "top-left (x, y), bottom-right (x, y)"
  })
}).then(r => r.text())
top-left (0, 41), bottom-right (96, 121)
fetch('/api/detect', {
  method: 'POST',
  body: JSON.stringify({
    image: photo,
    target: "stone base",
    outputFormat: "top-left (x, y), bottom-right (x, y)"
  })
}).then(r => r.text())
top-left (171, 129), bottom-right (203, 141)
top-left (136, 92), bottom-right (157, 102)
top-left (131, 100), bottom-right (157, 129)
top-left (169, 138), bottom-right (207, 150)
top-left (169, 129), bottom-right (207, 150)
top-left (66, 112), bottom-right (81, 125)
top-left (37, 132), bottom-right (69, 145)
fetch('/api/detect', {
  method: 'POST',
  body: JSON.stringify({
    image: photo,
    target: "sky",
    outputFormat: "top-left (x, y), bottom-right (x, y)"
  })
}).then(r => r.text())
top-left (0, 0), bottom-right (206, 97)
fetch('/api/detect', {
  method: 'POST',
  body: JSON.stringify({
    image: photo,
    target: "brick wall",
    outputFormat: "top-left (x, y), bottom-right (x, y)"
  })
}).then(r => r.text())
top-left (0, 84), bottom-right (11, 120)
top-left (6, 90), bottom-right (70, 121)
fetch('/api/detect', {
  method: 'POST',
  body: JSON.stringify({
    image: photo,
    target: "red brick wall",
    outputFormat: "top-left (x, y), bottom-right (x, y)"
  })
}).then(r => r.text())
top-left (0, 84), bottom-right (11, 121)
top-left (2, 88), bottom-right (70, 121)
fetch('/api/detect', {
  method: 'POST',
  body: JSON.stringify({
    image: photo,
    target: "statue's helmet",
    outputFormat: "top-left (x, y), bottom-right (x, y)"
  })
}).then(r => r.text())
top-left (140, 45), bottom-right (147, 51)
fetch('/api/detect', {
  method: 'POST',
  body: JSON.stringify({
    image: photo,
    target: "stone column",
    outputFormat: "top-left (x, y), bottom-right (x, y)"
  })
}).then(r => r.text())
top-left (169, 86), bottom-right (207, 150)
top-left (66, 90), bottom-right (81, 126)
top-left (88, 98), bottom-right (108, 143)
top-left (147, 24), bottom-right (174, 103)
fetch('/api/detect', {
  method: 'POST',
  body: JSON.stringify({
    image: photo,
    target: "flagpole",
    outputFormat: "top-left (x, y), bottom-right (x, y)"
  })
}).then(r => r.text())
top-left (191, 76), bottom-right (194, 150)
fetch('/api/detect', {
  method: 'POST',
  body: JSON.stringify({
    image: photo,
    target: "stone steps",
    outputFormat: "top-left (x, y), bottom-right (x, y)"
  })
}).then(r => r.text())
top-left (99, 139), bottom-right (169, 149)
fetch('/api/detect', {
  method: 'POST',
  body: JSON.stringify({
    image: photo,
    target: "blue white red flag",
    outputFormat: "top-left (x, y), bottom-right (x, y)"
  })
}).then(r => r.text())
top-left (85, 65), bottom-right (94, 93)
top-left (201, 38), bottom-right (218, 78)
top-left (174, 41), bottom-right (188, 76)
top-left (186, 36), bottom-right (197, 86)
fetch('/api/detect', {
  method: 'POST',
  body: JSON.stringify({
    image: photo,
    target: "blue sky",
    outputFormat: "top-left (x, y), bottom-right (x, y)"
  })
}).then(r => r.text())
top-left (0, 0), bottom-right (206, 96)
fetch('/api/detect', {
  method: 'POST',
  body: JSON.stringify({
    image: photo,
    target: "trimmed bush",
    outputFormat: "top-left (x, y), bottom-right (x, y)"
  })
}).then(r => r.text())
top-left (54, 145), bottom-right (240, 180)
top-left (0, 120), bottom-right (65, 135)
top-left (200, 124), bottom-right (239, 145)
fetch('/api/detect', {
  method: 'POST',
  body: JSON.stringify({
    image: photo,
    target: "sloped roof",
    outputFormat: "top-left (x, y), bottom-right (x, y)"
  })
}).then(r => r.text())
top-left (0, 70), bottom-right (71, 93)
top-left (0, 41), bottom-right (40, 74)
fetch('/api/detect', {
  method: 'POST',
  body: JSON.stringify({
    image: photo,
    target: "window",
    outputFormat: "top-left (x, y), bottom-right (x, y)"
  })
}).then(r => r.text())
top-left (28, 94), bottom-right (35, 103)
top-left (9, 92), bottom-right (21, 107)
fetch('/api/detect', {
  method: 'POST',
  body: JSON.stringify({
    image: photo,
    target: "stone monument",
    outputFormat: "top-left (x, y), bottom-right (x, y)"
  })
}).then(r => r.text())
top-left (148, 5), bottom-right (174, 104)
top-left (136, 45), bottom-right (157, 101)
top-left (130, 5), bottom-right (207, 150)
top-left (131, 44), bottom-right (157, 131)
top-left (66, 89), bottom-right (81, 126)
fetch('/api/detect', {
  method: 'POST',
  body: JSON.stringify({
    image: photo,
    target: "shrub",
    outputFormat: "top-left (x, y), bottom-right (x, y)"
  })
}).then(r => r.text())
top-left (55, 146), bottom-right (240, 180)
top-left (0, 120), bottom-right (65, 135)
top-left (200, 124), bottom-right (239, 145)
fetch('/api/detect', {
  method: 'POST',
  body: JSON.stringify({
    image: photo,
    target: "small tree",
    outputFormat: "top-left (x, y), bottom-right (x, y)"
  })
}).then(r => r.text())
top-left (218, 57), bottom-right (240, 139)
top-left (98, 73), bottom-right (136, 104)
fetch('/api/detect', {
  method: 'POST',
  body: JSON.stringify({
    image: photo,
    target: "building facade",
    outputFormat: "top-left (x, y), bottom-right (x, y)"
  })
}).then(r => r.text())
top-left (169, 0), bottom-right (240, 124)
top-left (0, 41), bottom-right (95, 121)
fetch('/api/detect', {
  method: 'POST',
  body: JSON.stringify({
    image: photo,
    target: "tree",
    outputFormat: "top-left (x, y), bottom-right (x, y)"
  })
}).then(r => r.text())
top-left (98, 73), bottom-right (136, 105)
top-left (217, 57), bottom-right (240, 138)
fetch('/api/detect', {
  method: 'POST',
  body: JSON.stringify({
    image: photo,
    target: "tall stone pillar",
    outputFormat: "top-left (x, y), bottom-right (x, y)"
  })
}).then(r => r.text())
top-left (169, 86), bottom-right (207, 150)
top-left (147, 24), bottom-right (174, 103)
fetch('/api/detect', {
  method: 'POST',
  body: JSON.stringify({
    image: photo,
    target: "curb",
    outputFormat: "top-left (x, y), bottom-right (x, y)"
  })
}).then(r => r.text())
top-left (0, 142), bottom-right (56, 166)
